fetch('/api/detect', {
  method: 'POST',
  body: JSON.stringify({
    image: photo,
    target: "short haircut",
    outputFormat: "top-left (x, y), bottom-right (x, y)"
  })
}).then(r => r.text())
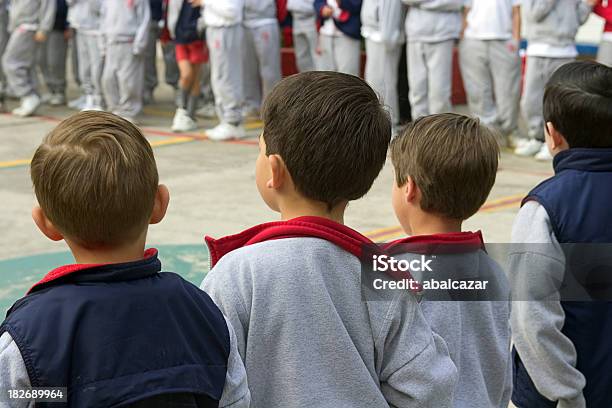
top-left (30, 112), bottom-right (158, 248)
top-left (544, 61), bottom-right (612, 148)
top-left (391, 113), bottom-right (499, 220)
top-left (262, 71), bottom-right (392, 209)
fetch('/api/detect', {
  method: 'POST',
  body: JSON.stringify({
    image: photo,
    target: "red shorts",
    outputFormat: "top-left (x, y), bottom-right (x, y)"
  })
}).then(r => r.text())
top-left (175, 40), bottom-right (209, 64)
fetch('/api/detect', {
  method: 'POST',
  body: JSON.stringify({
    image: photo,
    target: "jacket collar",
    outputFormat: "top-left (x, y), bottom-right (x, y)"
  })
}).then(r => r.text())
top-left (28, 248), bottom-right (161, 294)
top-left (554, 148), bottom-right (612, 174)
top-left (384, 231), bottom-right (485, 254)
top-left (206, 216), bottom-right (377, 267)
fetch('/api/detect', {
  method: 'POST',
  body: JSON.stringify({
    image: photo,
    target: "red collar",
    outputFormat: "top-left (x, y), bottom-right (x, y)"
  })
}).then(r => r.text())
top-left (384, 231), bottom-right (485, 254)
top-left (206, 216), bottom-right (376, 267)
top-left (28, 248), bottom-right (159, 294)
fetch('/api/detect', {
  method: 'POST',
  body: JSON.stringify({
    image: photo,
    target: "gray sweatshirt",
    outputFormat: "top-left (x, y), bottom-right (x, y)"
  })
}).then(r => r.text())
top-left (522, 0), bottom-right (592, 47)
top-left (509, 201), bottom-right (587, 408)
top-left (100, 0), bottom-right (151, 56)
top-left (7, 0), bottom-right (57, 33)
top-left (361, 0), bottom-right (406, 45)
top-left (402, 0), bottom-right (464, 43)
top-left (202, 237), bottom-right (458, 408)
top-left (243, 0), bottom-right (277, 24)
top-left (66, 0), bottom-right (102, 33)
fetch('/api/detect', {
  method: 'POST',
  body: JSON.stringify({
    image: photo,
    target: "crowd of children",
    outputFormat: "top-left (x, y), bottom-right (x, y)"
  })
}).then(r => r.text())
top-left (1, 0), bottom-right (611, 148)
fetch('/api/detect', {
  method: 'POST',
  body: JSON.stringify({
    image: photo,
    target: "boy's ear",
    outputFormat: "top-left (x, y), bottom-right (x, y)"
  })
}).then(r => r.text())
top-left (150, 184), bottom-right (170, 225)
top-left (266, 154), bottom-right (287, 190)
top-left (32, 206), bottom-right (64, 242)
top-left (545, 122), bottom-right (569, 151)
top-left (404, 176), bottom-right (419, 204)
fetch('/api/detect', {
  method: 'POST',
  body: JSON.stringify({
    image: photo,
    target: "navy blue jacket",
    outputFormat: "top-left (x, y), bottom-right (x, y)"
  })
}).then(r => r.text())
top-left (150, 0), bottom-right (163, 21)
top-left (314, 0), bottom-right (362, 40)
top-left (175, 1), bottom-right (201, 44)
top-left (53, 0), bottom-right (68, 31)
top-left (513, 149), bottom-right (612, 408)
top-left (0, 249), bottom-right (230, 407)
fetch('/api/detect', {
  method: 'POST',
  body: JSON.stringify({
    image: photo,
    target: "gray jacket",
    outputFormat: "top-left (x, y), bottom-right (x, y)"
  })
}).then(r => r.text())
top-left (361, 0), bottom-right (406, 45)
top-left (402, 0), bottom-right (464, 43)
top-left (243, 0), bottom-right (276, 23)
top-left (202, 237), bottom-right (458, 408)
top-left (523, 0), bottom-right (592, 47)
top-left (66, 0), bottom-right (102, 32)
top-left (7, 0), bottom-right (56, 33)
top-left (100, 0), bottom-right (151, 56)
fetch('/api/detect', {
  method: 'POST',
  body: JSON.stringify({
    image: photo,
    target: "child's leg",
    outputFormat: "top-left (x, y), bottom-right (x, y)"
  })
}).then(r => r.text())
top-left (365, 38), bottom-right (401, 126)
top-left (101, 44), bottom-right (120, 113)
top-left (424, 39), bottom-right (453, 115)
top-left (83, 33), bottom-right (104, 106)
top-left (115, 43), bottom-right (144, 119)
top-left (251, 22), bottom-right (282, 105)
top-left (490, 39), bottom-right (521, 135)
top-left (293, 31), bottom-right (314, 72)
top-left (76, 31), bottom-right (93, 98)
top-left (242, 26), bottom-right (262, 113)
top-left (162, 41), bottom-right (180, 89)
top-left (0, 7), bottom-right (10, 101)
top-left (2, 29), bottom-right (38, 98)
top-left (597, 41), bottom-right (612, 67)
top-left (407, 41), bottom-right (429, 119)
top-left (334, 33), bottom-right (360, 76)
top-left (144, 21), bottom-right (159, 100)
top-left (459, 38), bottom-right (497, 126)
top-left (45, 31), bottom-right (68, 96)
top-left (317, 34), bottom-right (336, 71)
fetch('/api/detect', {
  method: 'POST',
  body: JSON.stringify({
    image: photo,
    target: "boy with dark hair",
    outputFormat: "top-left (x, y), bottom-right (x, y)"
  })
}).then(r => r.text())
top-left (510, 60), bottom-right (612, 408)
top-left (202, 71), bottom-right (457, 407)
top-left (0, 111), bottom-right (250, 407)
top-left (387, 113), bottom-right (512, 408)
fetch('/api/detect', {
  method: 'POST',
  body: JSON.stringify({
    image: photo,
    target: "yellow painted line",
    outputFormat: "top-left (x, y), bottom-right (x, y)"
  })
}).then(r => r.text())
top-left (0, 159), bottom-right (31, 169)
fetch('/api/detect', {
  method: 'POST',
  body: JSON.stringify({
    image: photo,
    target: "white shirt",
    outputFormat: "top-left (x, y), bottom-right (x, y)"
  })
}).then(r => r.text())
top-left (464, 0), bottom-right (521, 41)
top-left (319, 0), bottom-right (342, 36)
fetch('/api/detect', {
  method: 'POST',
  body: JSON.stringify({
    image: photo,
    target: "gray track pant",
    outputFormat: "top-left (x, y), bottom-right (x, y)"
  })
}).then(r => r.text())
top-left (76, 31), bottom-right (103, 99)
top-left (2, 29), bottom-right (39, 97)
top-left (521, 56), bottom-right (573, 140)
top-left (102, 42), bottom-right (144, 119)
top-left (317, 33), bottom-right (361, 76)
top-left (207, 25), bottom-right (244, 125)
top-left (144, 21), bottom-right (160, 93)
top-left (292, 16), bottom-right (317, 72)
top-left (38, 30), bottom-right (68, 94)
top-left (243, 22), bottom-right (282, 111)
top-left (161, 41), bottom-right (180, 88)
top-left (459, 38), bottom-right (521, 134)
top-left (407, 39), bottom-right (454, 119)
top-left (0, 8), bottom-right (8, 94)
top-left (365, 39), bottom-right (401, 126)
top-left (597, 40), bottom-right (612, 66)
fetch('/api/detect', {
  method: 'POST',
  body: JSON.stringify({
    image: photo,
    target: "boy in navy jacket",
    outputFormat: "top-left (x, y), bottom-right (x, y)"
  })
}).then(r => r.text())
top-left (0, 112), bottom-right (250, 408)
top-left (510, 61), bottom-right (612, 408)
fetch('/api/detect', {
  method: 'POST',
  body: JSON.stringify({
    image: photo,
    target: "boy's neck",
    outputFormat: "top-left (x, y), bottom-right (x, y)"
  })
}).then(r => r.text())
top-left (408, 211), bottom-right (463, 236)
top-left (278, 198), bottom-right (347, 225)
top-left (66, 237), bottom-right (148, 265)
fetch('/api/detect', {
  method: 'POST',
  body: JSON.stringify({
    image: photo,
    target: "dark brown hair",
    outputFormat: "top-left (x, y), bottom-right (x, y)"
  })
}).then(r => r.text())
top-left (391, 113), bottom-right (499, 220)
top-left (262, 71), bottom-right (392, 208)
top-left (30, 111), bottom-right (159, 247)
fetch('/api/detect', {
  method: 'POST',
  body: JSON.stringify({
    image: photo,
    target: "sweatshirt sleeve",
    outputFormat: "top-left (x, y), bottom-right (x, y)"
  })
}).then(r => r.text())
top-left (205, 1), bottom-right (242, 21)
top-left (375, 294), bottom-right (458, 407)
top-left (526, 0), bottom-right (558, 22)
top-left (0, 332), bottom-right (33, 408)
top-left (39, 0), bottom-right (57, 33)
top-left (133, 0), bottom-right (151, 55)
top-left (576, 0), bottom-right (592, 25)
top-left (218, 317), bottom-right (251, 408)
top-left (509, 201), bottom-right (587, 408)
top-left (380, 0), bottom-right (403, 45)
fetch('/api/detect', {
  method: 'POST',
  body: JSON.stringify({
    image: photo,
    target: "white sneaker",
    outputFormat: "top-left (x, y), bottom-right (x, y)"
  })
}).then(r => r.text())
top-left (196, 103), bottom-right (217, 119)
top-left (514, 139), bottom-right (543, 157)
top-left (49, 93), bottom-right (66, 106)
top-left (172, 108), bottom-right (197, 132)
top-left (206, 122), bottom-right (246, 141)
top-left (68, 95), bottom-right (86, 110)
top-left (535, 144), bottom-right (553, 161)
top-left (12, 94), bottom-right (41, 117)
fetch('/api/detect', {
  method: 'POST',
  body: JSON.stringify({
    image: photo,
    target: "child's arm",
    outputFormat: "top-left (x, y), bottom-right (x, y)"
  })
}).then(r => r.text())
top-left (37, 0), bottom-right (57, 40)
top-left (133, 0), bottom-right (152, 56)
top-left (204, 0), bottom-right (243, 21)
top-left (379, 0), bottom-right (404, 46)
top-left (376, 294), bottom-right (458, 407)
top-left (509, 201), bottom-right (587, 408)
top-left (218, 317), bottom-right (251, 408)
top-left (0, 332), bottom-right (33, 408)
top-left (577, 0), bottom-right (595, 24)
top-left (525, 0), bottom-right (558, 22)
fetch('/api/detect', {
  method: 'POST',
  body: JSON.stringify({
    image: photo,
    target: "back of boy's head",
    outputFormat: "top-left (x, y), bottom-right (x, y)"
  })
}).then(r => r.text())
top-left (391, 113), bottom-right (499, 220)
top-left (262, 71), bottom-right (392, 209)
top-left (544, 60), bottom-right (612, 148)
top-left (30, 111), bottom-right (158, 247)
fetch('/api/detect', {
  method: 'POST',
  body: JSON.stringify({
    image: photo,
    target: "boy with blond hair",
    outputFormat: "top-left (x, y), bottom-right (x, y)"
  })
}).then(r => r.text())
top-left (0, 112), bottom-right (250, 407)
top-left (202, 71), bottom-right (457, 407)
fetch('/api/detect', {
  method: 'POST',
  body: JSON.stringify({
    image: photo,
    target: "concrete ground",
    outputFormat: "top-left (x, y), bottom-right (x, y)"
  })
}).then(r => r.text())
top-left (0, 78), bottom-right (554, 315)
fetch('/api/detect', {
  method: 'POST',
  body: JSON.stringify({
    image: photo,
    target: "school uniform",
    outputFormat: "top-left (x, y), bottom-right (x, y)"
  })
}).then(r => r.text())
top-left (521, 0), bottom-right (591, 141)
top-left (510, 149), bottom-right (612, 408)
top-left (314, 0), bottom-right (362, 75)
top-left (242, 0), bottom-right (282, 113)
top-left (144, 0), bottom-right (163, 101)
top-left (100, 0), bottom-right (151, 121)
top-left (2, 0), bottom-right (56, 98)
top-left (595, 1), bottom-right (612, 66)
top-left (402, 0), bottom-right (463, 119)
top-left (0, 248), bottom-right (251, 407)
top-left (38, 0), bottom-right (69, 100)
top-left (361, 0), bottom-right (405, 126)
top-left (67, 0), bottom-right (104, 109)
top-left (287, 0), bottom-right (318, 72)
top-left (202, 216), bottom-right (458, 407)
top-left (460, 0), bottom-right (521, 135)
top-left (203, 0), bottom-right (245, 126)
top-left (385, 232), bottom-right (512, 408)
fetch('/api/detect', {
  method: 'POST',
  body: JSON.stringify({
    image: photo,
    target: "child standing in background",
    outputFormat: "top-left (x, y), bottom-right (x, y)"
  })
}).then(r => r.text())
top-left (100, 0), bottom-right (151, 123)
top-left (39, 0), bottom-right (70, 106)
top-left (594, 0), bottom-right (612, 66)
top-left (67, 0), bottom-right (104, 111)
top-left (2, 0), bottom-right (56, 117)
top-left (242, 0), bottom-right (282, 117)
top-left (287, 0), bottom-right (318, 72)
